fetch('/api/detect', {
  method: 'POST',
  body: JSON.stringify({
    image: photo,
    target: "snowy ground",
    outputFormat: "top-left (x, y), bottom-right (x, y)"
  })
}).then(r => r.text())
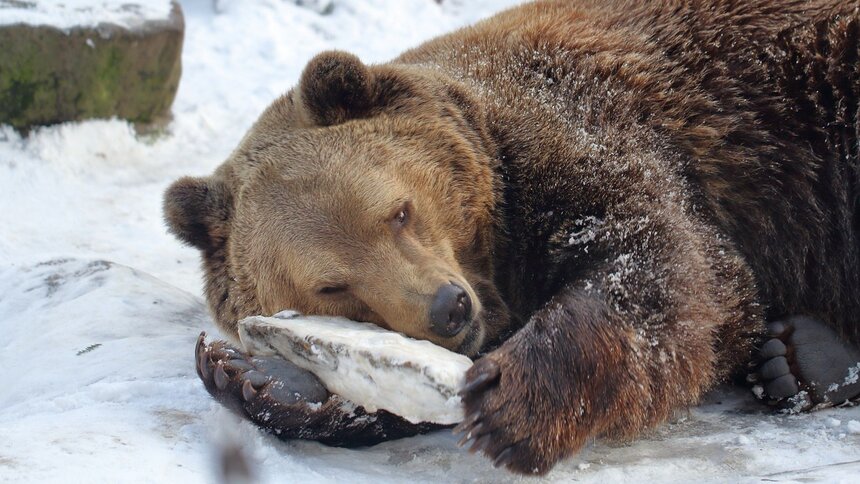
top-left (0, 0), bottom-right (174, 29)
top-left (1, 0), bottom-right (859, 482)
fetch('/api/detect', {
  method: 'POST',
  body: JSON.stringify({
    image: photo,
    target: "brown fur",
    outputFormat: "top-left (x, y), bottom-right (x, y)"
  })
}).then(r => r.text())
top-left (165, 0), bottom-right (859, 474)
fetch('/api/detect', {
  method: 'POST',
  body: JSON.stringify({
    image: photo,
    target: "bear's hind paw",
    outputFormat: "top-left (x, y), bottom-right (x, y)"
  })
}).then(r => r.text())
top-left (194, 332), bottom-right (442, 446)
top-left (750, 317), bottom-right (860, 412)
top-left (195, 332), bottom-right (332, 429)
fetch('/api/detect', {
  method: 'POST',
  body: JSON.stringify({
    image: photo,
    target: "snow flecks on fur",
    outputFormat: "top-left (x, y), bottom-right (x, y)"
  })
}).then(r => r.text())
top-left (3, 0), bottom-right (860, 481)
top-left (567, 216), bottom-right (604, 248)
top-left (828, 363), bottom-right (860, 393)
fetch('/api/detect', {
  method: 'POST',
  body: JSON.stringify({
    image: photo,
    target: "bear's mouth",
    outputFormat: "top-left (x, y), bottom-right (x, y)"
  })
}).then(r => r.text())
top-left (455, 312), bottom-right (485, 357)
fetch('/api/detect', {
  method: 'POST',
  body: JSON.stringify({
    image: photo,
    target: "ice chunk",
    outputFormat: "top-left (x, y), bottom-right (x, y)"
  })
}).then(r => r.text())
top-left (825, 417), bottom-right (841, 428)
top-left (238, 315), bottom-right (473, 424)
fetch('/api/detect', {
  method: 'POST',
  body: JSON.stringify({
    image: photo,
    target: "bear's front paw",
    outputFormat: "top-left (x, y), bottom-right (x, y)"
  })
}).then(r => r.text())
top-left (454, 349), bottom-right (563, 475)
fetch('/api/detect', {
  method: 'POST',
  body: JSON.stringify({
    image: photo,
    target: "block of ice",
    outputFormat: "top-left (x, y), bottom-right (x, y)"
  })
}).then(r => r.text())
top-left (238, 314), bottom-right (472, 424)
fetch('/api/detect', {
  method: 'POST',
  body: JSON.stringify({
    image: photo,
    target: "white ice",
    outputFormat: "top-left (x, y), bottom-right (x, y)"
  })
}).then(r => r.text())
top-left (1, 0), bottom-right (859, 482)
top-left (239, 315), bottom-right (472, 424)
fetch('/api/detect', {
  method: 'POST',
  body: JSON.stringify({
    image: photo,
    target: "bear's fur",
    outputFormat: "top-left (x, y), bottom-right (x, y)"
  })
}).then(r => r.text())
top-left (166, 0), bottom-right (859, 475)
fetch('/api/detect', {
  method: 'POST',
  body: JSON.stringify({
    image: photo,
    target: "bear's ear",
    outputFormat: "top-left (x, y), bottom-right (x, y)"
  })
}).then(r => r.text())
top-left (163, 176), bottom-right (233, 251)
top-left (298, 50), bottom-right (375, 126)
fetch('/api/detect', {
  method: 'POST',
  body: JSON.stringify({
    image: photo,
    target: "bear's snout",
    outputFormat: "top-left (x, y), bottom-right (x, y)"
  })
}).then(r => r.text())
top-left (429, 282), bottom-right (472, 337)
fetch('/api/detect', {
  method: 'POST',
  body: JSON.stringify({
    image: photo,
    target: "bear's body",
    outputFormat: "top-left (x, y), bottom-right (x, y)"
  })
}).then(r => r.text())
top-left (168, 0), bottom-right (860, 475)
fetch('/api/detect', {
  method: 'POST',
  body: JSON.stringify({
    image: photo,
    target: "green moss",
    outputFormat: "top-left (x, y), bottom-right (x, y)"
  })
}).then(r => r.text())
top-left (0, 13), bottom-right (184, 130)
top-left (0, 78), bottom-right (36, 121)
top-left (83, 46), bottom-right (124, 115)
top-left (1, 45), bottom-right (37, 126)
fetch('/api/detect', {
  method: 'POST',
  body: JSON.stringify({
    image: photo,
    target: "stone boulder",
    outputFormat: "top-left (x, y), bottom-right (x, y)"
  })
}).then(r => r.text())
top-left (0, 1), bottom-right (184, 129)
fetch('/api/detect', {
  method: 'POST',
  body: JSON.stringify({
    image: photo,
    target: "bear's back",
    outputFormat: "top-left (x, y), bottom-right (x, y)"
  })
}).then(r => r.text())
top-left (398, 0), bottom-right (860, 341)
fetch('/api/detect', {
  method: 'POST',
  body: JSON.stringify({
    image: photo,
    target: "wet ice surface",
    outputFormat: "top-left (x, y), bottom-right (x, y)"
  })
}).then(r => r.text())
top-left (1, 0), bottom-right (860, 481)
top-left (1, 258), bottom-right (859, 483)
top-left (239, 315), bottom-right (472, 424)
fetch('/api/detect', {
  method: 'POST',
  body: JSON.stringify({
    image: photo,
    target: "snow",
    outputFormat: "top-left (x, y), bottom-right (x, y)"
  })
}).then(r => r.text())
top-left (239, 315), bottom-right (472, 424)
top-left (0, 0), bottom-right (175, 30)
top-left (1, 0), bottom-right (859, 482)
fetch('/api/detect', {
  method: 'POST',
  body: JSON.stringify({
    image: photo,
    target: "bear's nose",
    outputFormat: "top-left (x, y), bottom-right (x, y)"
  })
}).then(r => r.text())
top-left (429, 283), bottom-right (471, 337)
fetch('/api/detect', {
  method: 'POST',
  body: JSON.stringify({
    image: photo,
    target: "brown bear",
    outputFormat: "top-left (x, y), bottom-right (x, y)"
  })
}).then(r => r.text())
top-left (164, 0), bottom-right (860, 475)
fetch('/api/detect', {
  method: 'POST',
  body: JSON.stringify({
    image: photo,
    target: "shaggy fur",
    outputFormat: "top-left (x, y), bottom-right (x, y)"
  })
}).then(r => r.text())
top-left (165, 0), bottom-right (859, 475)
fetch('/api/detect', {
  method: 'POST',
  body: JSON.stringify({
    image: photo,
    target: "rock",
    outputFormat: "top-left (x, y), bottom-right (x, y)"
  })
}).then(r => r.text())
top-left (239, 314), bottom-right (473, 424)
top-left (0, 1), bottom-right (183, 130)
top-left (291, 0), bottom-right (335, 15)
top-left (213, 0), bottom-right (334, 15)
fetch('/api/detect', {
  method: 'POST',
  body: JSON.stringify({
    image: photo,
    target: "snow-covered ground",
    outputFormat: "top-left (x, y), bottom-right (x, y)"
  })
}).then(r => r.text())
top-left (1, 0), bottom-right (859, 482)
top-left (0, 0), bottom-right (175, 29)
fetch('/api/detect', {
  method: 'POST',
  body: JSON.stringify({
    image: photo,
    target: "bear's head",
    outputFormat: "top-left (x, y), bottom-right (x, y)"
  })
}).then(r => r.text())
top-left (164, 51), bottom-right (510, 356)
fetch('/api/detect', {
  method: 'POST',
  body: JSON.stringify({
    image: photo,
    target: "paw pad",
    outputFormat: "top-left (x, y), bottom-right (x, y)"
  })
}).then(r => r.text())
top-left (751, 317), bottom-right (860, 411)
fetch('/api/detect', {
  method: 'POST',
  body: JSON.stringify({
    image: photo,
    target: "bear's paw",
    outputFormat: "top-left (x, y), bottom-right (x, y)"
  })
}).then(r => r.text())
top-left (751, 316), bottom-right (860, 412)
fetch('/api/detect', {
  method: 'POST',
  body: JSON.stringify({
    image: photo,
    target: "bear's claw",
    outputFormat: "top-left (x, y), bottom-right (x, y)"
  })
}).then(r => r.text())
top-left (456, 363), bottom-right (499, 453)
top-left (241, 380), bottom-right (257, 401)
top-left (455, 361), bottom-right (501, 458)
top-left (455, 350), bottom-right (549, 475)
top-left (194, 332), bottom-right (442, 446)
top-left (751, 317), bottom-right (860, 411)
top-left (458, 362), bottom-right (500, 395)
top-left (493, 447), bottom-right (514, 468)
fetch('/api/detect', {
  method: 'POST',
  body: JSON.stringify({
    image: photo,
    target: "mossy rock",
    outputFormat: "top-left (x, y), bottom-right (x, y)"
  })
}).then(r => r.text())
top-left (0, 1), bottom-right (184, 130)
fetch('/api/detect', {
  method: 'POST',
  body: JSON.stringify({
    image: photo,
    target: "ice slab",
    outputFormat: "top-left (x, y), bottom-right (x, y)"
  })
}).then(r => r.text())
top-left (238, 314), bottom-right (473, 424)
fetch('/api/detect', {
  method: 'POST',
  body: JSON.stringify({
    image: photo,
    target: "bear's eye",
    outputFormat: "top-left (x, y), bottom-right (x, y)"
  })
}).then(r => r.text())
top-left (395, 210), bottom-right (407, 225)
top-left (318, 284), bottom-right (349, 295)
top-left (391, 201), bottom-right (411, 230)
